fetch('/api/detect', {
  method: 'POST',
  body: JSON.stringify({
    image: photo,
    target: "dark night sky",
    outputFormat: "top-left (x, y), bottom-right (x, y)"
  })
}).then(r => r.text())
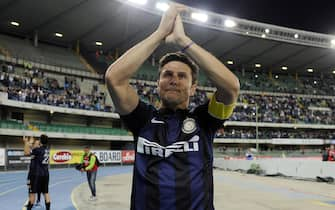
top-left (174, 0), bottom-right (335, 34)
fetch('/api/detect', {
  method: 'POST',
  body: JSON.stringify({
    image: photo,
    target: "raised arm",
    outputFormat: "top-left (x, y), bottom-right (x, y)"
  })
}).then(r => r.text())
top-left (166, 15), bottom-right (240, 106)
top-left (105, 4), bottom-right (186, 115)
top-left (23, 136), bottom-right (31, 156)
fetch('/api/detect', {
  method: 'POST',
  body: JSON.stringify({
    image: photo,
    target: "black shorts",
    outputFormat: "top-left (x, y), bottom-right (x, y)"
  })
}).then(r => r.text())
top-left (29, 175), bottom-right (49, 194)
top-left (27, 172), bottom-right (32, 186)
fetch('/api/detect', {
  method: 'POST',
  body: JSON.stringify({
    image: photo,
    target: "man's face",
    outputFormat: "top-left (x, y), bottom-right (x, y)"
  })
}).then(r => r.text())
top-left (157, 61), bottom-right (197, 109)
top-left (84, 148), bottom-right (90, 154)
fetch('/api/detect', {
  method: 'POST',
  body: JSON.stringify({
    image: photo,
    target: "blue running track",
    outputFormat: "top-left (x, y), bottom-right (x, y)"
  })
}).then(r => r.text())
top-left (0, 166), bottom-right (133, 210)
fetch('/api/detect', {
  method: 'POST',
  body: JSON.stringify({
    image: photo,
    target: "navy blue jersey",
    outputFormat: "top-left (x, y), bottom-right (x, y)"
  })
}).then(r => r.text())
top-left (27, 160), bottom-right (34, 180)
top-left (30, 146), bottom-right (49, 176)
top-left (121, 100), bottom-right (225, 210)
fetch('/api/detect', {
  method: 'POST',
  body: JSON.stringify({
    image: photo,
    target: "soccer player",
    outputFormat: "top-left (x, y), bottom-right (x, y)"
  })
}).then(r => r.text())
top-left (23, 134), bottom-right (51, 210)
top-left (105, 3), bottom-right (239, 210)
top-left (25, 136), bottom-right (42, 207)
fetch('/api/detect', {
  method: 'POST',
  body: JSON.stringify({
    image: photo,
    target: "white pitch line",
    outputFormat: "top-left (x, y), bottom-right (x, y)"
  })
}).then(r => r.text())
top-left (22, 199), bottom-right (28, 210)
top-left (0, 185), bottom-right (26, 196)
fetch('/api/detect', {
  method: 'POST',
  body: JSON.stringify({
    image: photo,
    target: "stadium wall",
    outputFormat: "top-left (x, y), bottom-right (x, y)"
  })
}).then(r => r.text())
top-left (214, 158), bottom-right (335, 179)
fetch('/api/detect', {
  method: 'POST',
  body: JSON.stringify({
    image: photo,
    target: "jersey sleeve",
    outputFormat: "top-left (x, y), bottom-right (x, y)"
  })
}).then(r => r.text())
top-left (31, 147), bottom-right (42, 156)
top-left (208, 92), bottom-right (236, 120)
top-left (120, 100), bottom-right (154, 136)
top-left (194, 93), bottom-right (236, 134)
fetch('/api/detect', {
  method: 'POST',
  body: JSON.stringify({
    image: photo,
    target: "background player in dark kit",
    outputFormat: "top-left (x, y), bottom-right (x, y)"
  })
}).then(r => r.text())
top-left (25, 136), bottom-right (42, 207)
top-left (24, 134), bottom-right (51, 210)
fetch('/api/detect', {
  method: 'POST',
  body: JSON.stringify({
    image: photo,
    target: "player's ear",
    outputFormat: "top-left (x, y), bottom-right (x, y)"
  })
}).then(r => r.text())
top-left (190, 83), bottom-right (197, 96)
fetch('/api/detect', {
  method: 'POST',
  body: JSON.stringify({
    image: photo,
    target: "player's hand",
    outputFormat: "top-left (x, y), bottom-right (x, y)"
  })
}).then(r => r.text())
top-left (156, 3), bottom-right (187, 39)
top-left (23, 136), bottom-right (28, 143)
top-left (165, 14), bottom-right (190, 46)
top-left (80, 168), bottom-right (85, 172)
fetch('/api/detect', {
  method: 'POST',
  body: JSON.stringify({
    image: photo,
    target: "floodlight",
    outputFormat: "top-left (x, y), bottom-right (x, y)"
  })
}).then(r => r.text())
top-left (265, 28), bottom-right (270, 34)
top-left (224, 19), bottom-right (236, 28)
top-left (255, 64), bottom-right (261, 68)
top-left (10, 21), bottom-right (20, 27)
top-left (95, 41), bottom-right (103, 46)
top-left (191, 12), bottom-right (208, 22)
top-left (294, 34), bottom-right (299, 39)
top-left (281, 66), bottom-right (288, 70)
top-left (307, 68), bottom-right (314, 73)
top-left (261, 34), bottom-right (266, 38)
top-left (156, 2), bottom-right (169, 11)
top-left (55, 33), bottom-right (63, 38)
top-left (227, 60), bottom-right (234, 65)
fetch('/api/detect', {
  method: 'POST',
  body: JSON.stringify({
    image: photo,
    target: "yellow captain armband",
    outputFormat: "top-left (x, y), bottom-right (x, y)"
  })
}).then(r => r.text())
top-left (208, 93), bottom-right (236, 120)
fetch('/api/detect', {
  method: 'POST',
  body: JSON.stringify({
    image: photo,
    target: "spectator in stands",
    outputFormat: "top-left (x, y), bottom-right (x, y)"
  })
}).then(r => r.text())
top-left (105, 4), bottom-right (239, 210)
top-left (7, 63), bottom-right (14, 72)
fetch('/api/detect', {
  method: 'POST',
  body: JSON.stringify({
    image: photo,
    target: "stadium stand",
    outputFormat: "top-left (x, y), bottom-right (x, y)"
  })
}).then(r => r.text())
top-left (218, 127), bottom-right (335, 139)
top-left (0, 61), bottom-right (113, 112)
top-left (0, 34), bottom-right (88, 71)
top-left (1, 56), bottom-right (335, 125)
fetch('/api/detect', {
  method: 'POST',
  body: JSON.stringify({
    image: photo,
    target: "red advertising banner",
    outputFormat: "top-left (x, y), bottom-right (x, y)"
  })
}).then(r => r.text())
top-left (122, 150), bottom-right (135, 164)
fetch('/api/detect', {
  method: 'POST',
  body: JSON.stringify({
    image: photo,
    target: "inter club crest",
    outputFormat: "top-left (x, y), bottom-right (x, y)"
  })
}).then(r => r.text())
top-left (182, 118), bottom-right (196, 134)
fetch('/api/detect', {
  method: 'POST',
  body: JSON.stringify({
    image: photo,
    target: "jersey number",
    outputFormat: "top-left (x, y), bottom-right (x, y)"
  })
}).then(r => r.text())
top-left (42, 150), bottom-right (49, 164)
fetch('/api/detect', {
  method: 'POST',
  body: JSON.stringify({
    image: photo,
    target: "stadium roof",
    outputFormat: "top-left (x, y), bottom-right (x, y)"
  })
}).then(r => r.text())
top-left (175, 0), bottom-right (335, 35)
top-left (1, 0), bottom-right (335, 75)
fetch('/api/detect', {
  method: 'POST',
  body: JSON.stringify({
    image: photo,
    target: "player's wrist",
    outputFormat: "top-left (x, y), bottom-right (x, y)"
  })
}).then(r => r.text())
top-left (177, 36), bottom-right (192, 49)
top-left (153, 30), bottom-right (168, 43)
